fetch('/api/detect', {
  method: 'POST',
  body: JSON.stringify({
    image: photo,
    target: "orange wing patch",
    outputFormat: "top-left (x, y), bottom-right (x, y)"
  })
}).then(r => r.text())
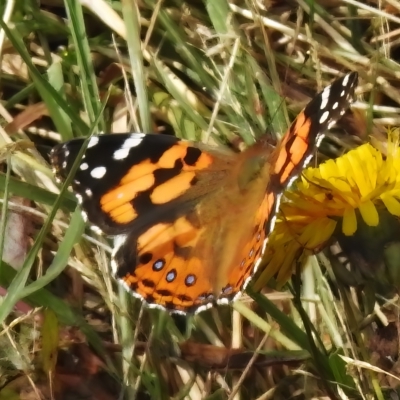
top-left (273, 113), bottom-right (312, 184)
top-left (224, 190), bottom-right (275, 296)
top-left (114, 215), bottom-right (217, 313)
top-left (158, 143), bottom-right (213, 170)
top-left (100, 171), bottom-right (155, 224)
top-left (150, 172), bottom-right (196, 204)
top-left (99, 143), bottom-right (214, 226)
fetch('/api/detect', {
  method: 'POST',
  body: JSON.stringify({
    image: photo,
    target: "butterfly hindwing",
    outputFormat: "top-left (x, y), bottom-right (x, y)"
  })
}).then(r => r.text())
top-left (112, 216), bottom-right (211, 313)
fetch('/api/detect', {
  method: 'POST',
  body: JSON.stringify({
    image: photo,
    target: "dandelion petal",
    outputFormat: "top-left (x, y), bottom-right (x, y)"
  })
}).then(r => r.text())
top-left (359, 200), bottom-right (379, 226)
top-left (349, 152), bottom-right (371, 197)
top-left (382, 195), bottom-right (400, 216)
top-left (343, 208), bottom-right (357, 236)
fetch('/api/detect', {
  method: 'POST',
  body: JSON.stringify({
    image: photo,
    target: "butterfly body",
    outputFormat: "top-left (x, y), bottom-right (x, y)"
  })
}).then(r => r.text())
top-left (50, 72), bottom-right (358, 314)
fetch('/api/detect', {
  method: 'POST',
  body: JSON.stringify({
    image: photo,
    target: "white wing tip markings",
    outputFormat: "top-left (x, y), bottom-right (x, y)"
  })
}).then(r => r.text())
top-left (320, 87), bottom-right (331, 110)
top-left (319, 110), bottom-right (330, 124)
top-left (113, 134), bottom-right (146, 160)
top-left (342, 72), bottom-right (350, 87)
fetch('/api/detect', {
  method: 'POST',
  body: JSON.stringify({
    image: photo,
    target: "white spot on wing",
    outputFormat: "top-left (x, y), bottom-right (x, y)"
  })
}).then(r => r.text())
top-left (316, 133), bottom-right (326, 147)
top-left (113, 135), bottom-right (145, 160)
top-left (319, 87), bottom-right (330, 110)
top-left (87, 136), bottom-right (99, 148)
top-left (320, 97), bottom-right (328, 110)
top-left (342, 73), bottom-right (350, 87)
top-left (80, 162), bottom-right (89, 171)
top-left (113, 148), bottom-right (130, 160)
top-left (90, 166), bottom-right (106, 179)
top-left (319, 111), bottom-right (330, 124)
top-left (125, 134), bottom-right (146, 144)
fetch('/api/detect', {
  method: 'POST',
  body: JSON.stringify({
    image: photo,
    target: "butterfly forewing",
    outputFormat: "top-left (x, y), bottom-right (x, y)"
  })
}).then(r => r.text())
top-left (51, 133), bottom-right (218, 235)
top-left (270, 71), bottom-right (358, 189)
top-left (50, 72), bottom-right (358, 314)
top-left (224, 72), bottom-right (358, 300)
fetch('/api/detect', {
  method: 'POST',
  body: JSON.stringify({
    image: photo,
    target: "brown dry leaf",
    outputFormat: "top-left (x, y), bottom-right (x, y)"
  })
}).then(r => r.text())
top-left (1, 53), bottom-right (29, 81)
top-left (2, 197), bottom-right (33, 270)
top-left (5, 103), bottom-right (49, 134)
top-left (179, 341), bottom-right (308, 370)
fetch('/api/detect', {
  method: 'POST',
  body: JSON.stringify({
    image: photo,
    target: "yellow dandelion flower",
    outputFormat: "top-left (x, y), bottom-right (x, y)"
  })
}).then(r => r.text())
top-left (256, 132), bottom-right (400, 289)
top-left (284, 141), bottom-right (400, 235)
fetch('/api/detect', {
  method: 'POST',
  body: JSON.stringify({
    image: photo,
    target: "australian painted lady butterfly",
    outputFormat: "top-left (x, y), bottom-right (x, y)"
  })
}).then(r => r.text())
top-left (50, 72), bottom-right (358, 314)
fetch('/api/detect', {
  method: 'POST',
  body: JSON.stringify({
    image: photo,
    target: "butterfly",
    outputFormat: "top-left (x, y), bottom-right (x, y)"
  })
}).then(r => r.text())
top-left (50, 72), bottom-right (358, 314)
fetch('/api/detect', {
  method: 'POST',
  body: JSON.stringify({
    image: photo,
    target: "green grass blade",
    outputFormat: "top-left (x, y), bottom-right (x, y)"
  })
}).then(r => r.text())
top-left (64, 0), bottom-right (105, 133)
top-left (21, 208), bottom-right (85, 297)
top-left (122, 0), bottom-right (151, 132)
